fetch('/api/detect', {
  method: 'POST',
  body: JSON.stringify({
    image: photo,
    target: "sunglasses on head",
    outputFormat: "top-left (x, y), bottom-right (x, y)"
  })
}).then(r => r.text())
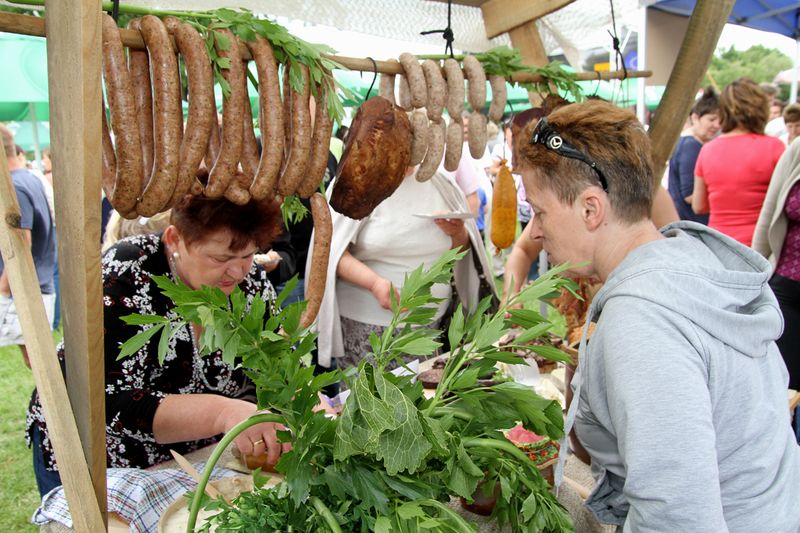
top-left (529, 117), bottom-right (609, 192)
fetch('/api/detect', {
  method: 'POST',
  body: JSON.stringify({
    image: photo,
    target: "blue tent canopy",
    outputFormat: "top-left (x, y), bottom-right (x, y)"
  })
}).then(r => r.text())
top-left (651, 1), bottom-right (800, 38)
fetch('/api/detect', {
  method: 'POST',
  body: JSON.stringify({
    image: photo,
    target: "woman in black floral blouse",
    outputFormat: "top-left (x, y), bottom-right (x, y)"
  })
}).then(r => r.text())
top-left (27, 194), bottom-right (285, 496)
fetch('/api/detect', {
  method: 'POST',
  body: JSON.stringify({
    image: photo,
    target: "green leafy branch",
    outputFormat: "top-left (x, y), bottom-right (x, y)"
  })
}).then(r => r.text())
top-left (474, 46), bottom-right (584, 102)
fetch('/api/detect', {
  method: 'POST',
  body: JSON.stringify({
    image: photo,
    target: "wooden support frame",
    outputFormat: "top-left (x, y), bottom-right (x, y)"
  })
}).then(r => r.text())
top-left (481, 0), bottom-right (575, 39)
top-left (648, 0), bottom-right (736, 180)
top-left (508, 20), bottom-right (550, 105)
top-left (0, 148), bottom-right (104, 530)
top-left (0, 11), bottom-right (650, 86)
top-left (44, 0), bottom-right (107, 519)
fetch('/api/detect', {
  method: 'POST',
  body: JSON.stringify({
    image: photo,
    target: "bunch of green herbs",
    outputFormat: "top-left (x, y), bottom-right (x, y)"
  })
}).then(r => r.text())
top-left (474, 46), bottom-right (584, 102)
top-left (122, 249), bottom-right (577, 532)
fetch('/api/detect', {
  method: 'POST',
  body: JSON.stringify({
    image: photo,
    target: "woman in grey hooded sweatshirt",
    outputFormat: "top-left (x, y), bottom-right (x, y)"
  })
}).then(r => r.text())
top-left (515, 99), bottom-right (799, 532)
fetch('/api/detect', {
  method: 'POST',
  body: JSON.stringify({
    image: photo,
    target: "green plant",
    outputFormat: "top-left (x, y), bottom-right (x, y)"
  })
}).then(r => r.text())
top-left (475, 46), bottom-right (584, 103)
top-left (122, 249), bottom-right (577, 532)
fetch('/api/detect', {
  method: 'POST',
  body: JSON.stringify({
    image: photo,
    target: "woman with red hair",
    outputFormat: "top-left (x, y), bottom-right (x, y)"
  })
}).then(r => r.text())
top-left (27, 194), bottom-right (286, 496)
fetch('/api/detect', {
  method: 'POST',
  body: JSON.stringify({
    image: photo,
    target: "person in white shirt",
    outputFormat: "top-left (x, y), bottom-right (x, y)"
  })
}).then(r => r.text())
top-left (310, 166), bottom-right (496, 371)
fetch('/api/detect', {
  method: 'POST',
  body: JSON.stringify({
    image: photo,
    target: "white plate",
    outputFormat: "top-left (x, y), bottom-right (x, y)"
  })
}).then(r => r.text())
top-left (412, 212), bottom-right (475, 220)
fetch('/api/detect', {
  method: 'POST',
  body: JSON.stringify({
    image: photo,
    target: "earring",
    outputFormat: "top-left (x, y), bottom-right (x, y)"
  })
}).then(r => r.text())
top-left (172, 251), bottom-right (180, 259)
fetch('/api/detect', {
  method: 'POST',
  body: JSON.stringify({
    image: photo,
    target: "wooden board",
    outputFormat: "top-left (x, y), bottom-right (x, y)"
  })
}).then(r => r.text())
top-left (482, 0), bottom-right (575, 38)
top-left (44, 0), bottom-right (108, 518)
top-left (648, 0), bottom-right (736, 181)
top-left (0, 146), bottom-right (104, 532)
top-left (508, 20), bottom-right (550, 106)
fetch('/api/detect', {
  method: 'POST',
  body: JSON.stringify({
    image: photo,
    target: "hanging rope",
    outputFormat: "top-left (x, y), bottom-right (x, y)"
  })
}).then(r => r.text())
top-left (110, 0), bottom-right (120, 22)
top-left (592, 70), bottom-right (602, 98)
top-left (607, 0), bottom-right (628, 81)
top-left (362, 57), bottom-right (378, 104)
top-left (421, 0), bottom-right (455, 57)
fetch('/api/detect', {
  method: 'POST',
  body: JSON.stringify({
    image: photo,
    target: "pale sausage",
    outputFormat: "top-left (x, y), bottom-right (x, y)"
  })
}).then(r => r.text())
top-left (417, 119), bottom-right (445, 182)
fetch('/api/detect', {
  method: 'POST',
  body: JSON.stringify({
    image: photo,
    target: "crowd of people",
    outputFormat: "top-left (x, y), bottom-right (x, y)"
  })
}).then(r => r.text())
top-left (666, 78), bottom-right (800, 445)
top-left (2, 75), bottom-right (800, 532)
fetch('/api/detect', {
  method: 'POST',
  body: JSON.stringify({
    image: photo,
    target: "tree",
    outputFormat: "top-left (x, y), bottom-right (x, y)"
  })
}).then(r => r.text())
top-left (704, 45), bottom-right (792, 91)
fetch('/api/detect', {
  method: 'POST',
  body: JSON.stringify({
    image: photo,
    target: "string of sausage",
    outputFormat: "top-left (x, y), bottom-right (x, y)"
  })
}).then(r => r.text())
top-left (136, 15), bottom-right (181, 216)
top-left (126, 18), bottom-right (154, 190)
top-left (245, 35), bottom-right (284, 200)
top-left (276, 62), bottom-right (312, 197)
top-left (296, 80), bottom-right (333, 199)
top-left (163, 16), bottom-right (214, 204)
top-left (100, 13), bottom-right (144, 217)
top-left (205, 28), bottom-right (245, 199)
top-left (299, 192), bottom-right (332, 329)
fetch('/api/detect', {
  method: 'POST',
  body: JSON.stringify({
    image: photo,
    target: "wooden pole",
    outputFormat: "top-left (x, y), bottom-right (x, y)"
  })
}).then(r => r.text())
top-left (648, 0), bottom-right (735, 181)
top-left (0, 157), bottom-right (105, 531)
top-left (44, 0), bottom-right (107, 521)
top-left (0, 11), bottom-right (650, 85)
top-left (508, 20), bottom-right (550, 106)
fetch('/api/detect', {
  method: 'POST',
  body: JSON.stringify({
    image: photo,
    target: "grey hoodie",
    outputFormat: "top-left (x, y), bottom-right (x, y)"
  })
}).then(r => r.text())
top-left (570, 221), bottom-right (800, 532)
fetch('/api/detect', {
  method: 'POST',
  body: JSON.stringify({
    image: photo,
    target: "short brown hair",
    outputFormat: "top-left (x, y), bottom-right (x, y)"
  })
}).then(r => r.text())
top-left (1, 123), bottom-right (15, 158)
top-left (691, 87), bottom-right (719, 118)
top-left (515, 100), bottom-right (654, 224)
top-left (783, 103), bottom-right (800, 124)
top-left (719, 78), bottom-right (769, 134)
top-left (170, 195), bottom-right (283, 252)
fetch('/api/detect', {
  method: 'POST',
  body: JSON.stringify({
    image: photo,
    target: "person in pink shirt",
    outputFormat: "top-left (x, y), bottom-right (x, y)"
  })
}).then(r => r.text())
top-left (692, 78), bottom-right (785, 246)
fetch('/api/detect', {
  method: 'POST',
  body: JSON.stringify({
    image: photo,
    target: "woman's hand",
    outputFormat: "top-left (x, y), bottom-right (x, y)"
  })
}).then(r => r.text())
top-left (370, 276), bottom-right (399, 309)
top-left (216, 398), bottom-right (290, 468)
top-left (253, 250), bottom-right (282, 272)
top-left (434, 217), bottom-right (469, 249)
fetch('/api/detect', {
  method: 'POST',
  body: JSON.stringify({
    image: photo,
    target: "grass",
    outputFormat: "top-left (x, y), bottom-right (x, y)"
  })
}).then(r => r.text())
top-left (0, 335), bottom-right (61, 533)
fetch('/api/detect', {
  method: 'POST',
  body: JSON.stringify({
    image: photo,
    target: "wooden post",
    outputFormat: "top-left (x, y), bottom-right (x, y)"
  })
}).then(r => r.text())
top-left (44, 0), bottom-right (107, 520)
top-left (0, 157), bottom-right (104, 530)
top-left (648, 0), bottom-right (735, 181)
top-left (508, 21), bottom-right (550, 105)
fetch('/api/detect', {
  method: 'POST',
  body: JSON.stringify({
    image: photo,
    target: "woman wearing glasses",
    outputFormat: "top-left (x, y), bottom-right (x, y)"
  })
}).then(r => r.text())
top-left (515, 99), bottom-right (800, 532)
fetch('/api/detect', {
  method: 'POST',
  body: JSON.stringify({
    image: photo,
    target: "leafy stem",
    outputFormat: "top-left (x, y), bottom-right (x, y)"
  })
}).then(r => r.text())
top-left (186, 412), bottom-right (286, 532)
top-left (310, 496), bottom-right (343, 533)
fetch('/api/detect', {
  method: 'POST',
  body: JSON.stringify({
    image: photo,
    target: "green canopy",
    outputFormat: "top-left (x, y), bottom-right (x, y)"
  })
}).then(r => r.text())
top-left (0, 33), bottom-right (49, 121)
top-left (6, 121), bottom-right (50, 152)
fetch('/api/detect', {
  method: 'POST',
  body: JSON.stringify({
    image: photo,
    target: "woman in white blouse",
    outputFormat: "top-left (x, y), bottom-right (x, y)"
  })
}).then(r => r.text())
top-left (308, 165), bottom-right (495, 371)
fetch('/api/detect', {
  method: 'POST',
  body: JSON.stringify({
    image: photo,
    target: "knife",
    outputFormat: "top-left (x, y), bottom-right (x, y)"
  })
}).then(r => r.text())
top-left (170, 449), bottom-right (225, 501)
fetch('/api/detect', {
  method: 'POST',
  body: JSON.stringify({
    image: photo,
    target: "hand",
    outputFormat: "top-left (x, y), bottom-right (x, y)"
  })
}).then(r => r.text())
top-left (217, 399), bottom-right (290, 469)
top-left (370, 277), bottom-right (399, 310)
top-left (254, 250), bottom-right (282, 273)
top-left (433, 217), bottom-right (469, 249)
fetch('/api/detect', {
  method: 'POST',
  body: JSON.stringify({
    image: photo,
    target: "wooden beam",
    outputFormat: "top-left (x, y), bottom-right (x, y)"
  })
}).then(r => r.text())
top-left (0, 156), bottom-right (105, 531)
top-left (0, 11), bottom-right (650, 85)
top-left (648, 0), bottom-right (735, 181)
top-left (482, 0), bottom-right (575, 39)
top-left (44, 0), bottom-right (107, 520)
top-left (508, 20), bottom-right (550, 106)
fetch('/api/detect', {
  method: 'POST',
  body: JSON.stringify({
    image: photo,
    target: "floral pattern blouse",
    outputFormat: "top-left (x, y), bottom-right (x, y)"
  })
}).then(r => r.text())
top-left (26, 233), bottom-right (276, 471)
